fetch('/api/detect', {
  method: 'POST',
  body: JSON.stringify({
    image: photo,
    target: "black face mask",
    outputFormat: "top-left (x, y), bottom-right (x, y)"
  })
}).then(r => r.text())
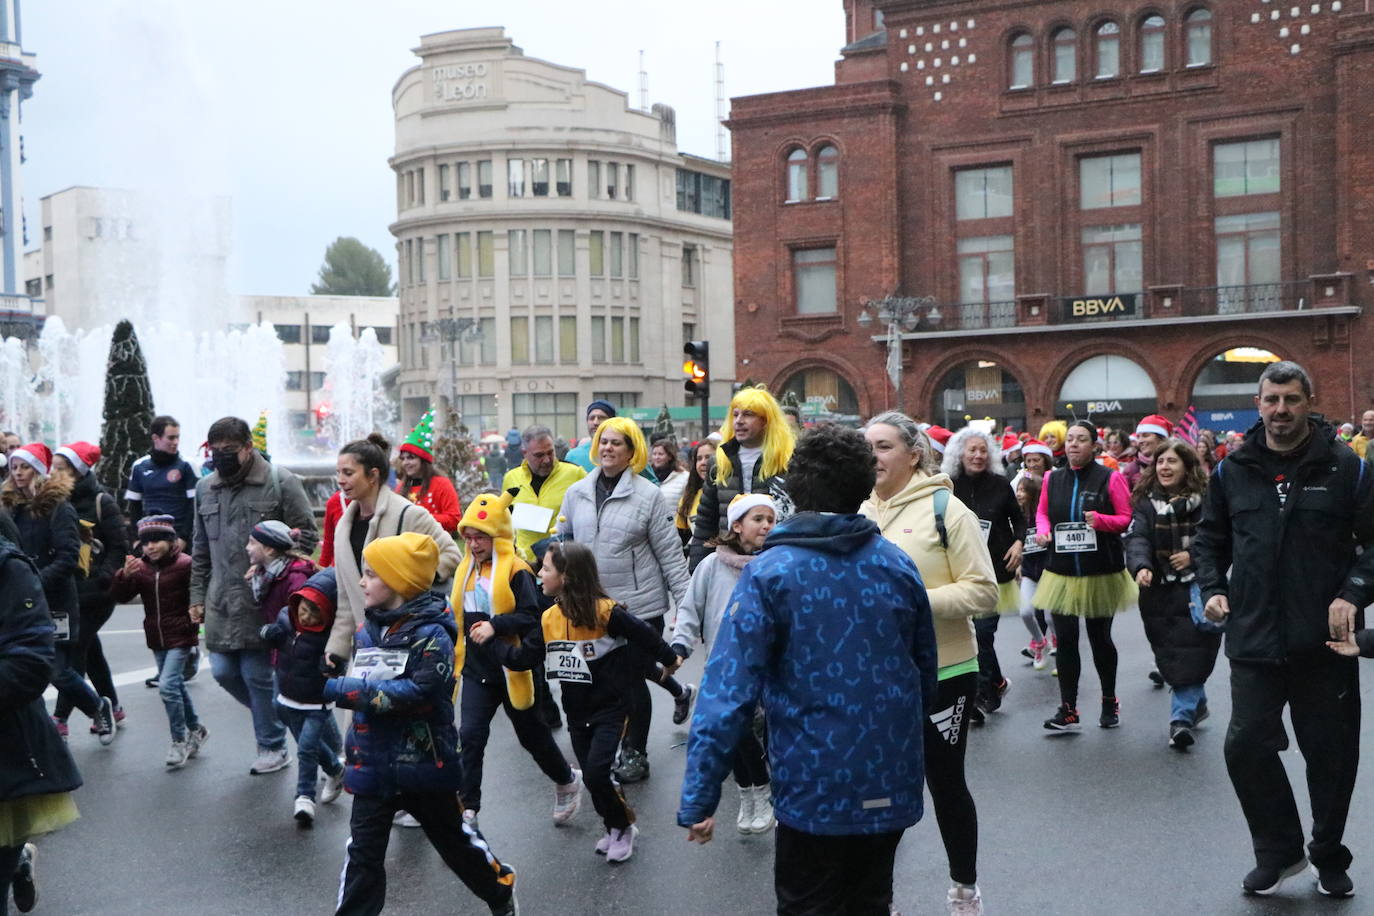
top-left (213, 447), bottom-right (245, 477)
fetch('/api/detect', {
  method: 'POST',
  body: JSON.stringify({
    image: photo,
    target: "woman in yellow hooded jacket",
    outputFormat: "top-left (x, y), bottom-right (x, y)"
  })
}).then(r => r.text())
top-left (860, 411), bottom-right (998, 916)
top-left (453, 489), bottom-right (582, 828)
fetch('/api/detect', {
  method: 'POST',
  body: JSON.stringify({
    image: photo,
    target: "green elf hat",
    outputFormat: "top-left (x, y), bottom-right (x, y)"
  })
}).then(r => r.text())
top-left (400, 408), bottom-right (436, 463)
top-left (252, 411), bottom-right (269, 453)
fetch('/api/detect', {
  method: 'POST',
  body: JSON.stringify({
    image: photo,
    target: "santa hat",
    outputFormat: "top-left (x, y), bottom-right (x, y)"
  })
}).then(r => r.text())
top-left (1022, 439), bottom-right (1053, 459)
top-left (9, 442), bottom-right (51, 476)
top-left (727, 493), bottom-right (775, 530)
top-left (926, 425), bottom-right (952, 455)
top-left (1135, 414), bottom-right (1173, 439)
top-left (55, 441), bottom-right (101, 477)
top-left (1001, 434), bottom-right (1022, 454)
top-left (399, 409), bottom-right (436, 463)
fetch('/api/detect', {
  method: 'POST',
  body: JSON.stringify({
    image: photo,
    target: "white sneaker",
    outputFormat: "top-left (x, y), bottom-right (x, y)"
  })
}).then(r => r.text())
top-left (947, 883), bottom-right (984, 915)
top-left (394, 811), bottom-right (422, 828)
top-left (552, 768), bottom-right (583, 824)
top-left (319, 765), bottom-right (345, 805)
top-left (605, 824), bottom-right (638, 863)
top-left (749, 785), bottom-right (775, 834)
top-left (250, 747), bottom-right (291, 775)
top-left (462, 808), bottom-right (479, 830)
top-left (736, 785), bottom-right (755, 834)
top-left (186, 724), bottom-right (209, 758)
top-left (165, 740), bottom-right (190, 770)
top-left (294, 795), bottom-right (316, 827)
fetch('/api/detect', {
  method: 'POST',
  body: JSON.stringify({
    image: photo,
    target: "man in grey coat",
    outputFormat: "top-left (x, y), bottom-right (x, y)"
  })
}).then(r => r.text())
top-left (189, 416), bottom-right (317, 775)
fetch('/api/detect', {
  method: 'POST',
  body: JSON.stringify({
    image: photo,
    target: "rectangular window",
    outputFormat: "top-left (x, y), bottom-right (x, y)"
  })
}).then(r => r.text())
top-left (589, 231), bottom-right (605, 276)
top-left (557, 230), bottom-right (576, 276)
top-left (532, 230), bottom-right (552, 276)
top-left (625, 164), bottom-right (635, 201)
top-left (1214, 139), bottom-right (1281, 197)
top-left (591, 316), bottom-right (606, 362)
top-left (285, 370), bottom-right (304, 391)
top-left (406, 171), bottom-right (415, 206)
top-left (1216, 212), bottom-right (1281, 312)
top-left (437, 233), bottom-right (451, 280)
top-left (439, 164), bottom-right (450, 202)
top-left (679, 168), bottom-right (699, 210)
top-left (588, 160), bottom-right (601, 199)
top-left (609, 232), bottom-right (624, 278)
top-left (416, 169), bottom-right (425, 205)
top-left (309, 371), bottom-right (326, 391)
top-left (508, 158), bottom-right (525, 198)
top-left (559, 315), bottom-right (578, 363)
top-left (628, 234), bottom-right (639, 279)
top-left (793, 247), bottom-right (838, 314)
top-left (477, 160), bottom-right (492, 198)
top-left (1082, 223), bottom-right (1143, 294)
top-left (534, 316), bottom-right (554, 362)
top-left (611, 316), bottom-right (625, 362)
top-left (531, 158), bottom-right (550, 197)
top-left (372, 327), bottom-right (393, 346)
top-left (683, 323), bottom-right (696, 344)
top-left (607, 162), bottom-right (619, 200)
top-left (458, 162), bottom-right (472, 200)
top-left (957, 236), bottom-right (1016, 304)
top-left (479, 317), bottom-right (496, 364)
top-left (416, 237), bottom-right (426, 283)
top-left (556, 158), bottom-right (573, 197)
top-left (477, 231), bottom-right (495, 277)
top-left (456, 233), bottom-right (472, 278)
top-left (311, 325), bottom-right (332, 344)
top-left (513, 392), bottom-right (578, 442)
top-left (510, 316), bottom-right (529, 364)
top-left (509, 230), bottom-right (528, 276)
top-left (275, 324), bottom-right (302, 344)
top-left (1080, 153), bottom-right (1142, 209)
top-left (404, 240), bottom-right (413, 285)
top-left (629, 317), bottom-right (640, 363)
top-left (456, 395), bottom-right (498, 434)
top-left (955, 166), bottom-right (1014, 220)
top-left (682, 244), bottom-right (698, 286)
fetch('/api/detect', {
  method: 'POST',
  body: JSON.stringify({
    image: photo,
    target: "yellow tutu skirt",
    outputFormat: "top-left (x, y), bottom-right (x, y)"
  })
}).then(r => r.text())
top-left (1033, 569), bottom-right (1137, 619)
top-left (0, 792), bottom-right (79, 847)
top-left (976, 580), bottom-right (1022, 617)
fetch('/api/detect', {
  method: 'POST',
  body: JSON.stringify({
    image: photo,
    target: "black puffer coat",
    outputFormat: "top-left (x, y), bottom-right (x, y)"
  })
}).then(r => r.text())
top-left (67, 470), bottom-right (129, 606)
top-left (3, 477), bottom-right (82, 633)
top-left (951, 471), bottom-right (1026, 585)
top-left (0, 537), bottom-right (83, 802)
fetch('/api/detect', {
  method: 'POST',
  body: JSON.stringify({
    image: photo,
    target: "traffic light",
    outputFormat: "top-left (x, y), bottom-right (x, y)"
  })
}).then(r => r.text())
top-left (683, 340), bottom-right (709, 399)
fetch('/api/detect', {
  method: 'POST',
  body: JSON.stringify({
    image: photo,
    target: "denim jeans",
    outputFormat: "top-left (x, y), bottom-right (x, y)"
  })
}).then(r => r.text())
top-left (276, 703), bottom-right (343, 799)
top-left (1171, 683), bottom-right (1207, 726)
top-left (155, 647), bottom-right (201, 741)
top-left (50, 640), bottom-right (101, 722)
top-left (210, 649), bottom-right (286, 751)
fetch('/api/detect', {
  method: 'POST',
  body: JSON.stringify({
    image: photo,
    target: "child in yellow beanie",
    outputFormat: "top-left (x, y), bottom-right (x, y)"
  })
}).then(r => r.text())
top-left (322, 532), bottom-right (519, 916)
top-left (451, 490), bottom-right (582, 828)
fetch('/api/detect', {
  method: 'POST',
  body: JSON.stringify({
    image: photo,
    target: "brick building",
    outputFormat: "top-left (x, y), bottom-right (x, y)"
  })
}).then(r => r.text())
top-left (729, 0), bottom-right (1374, 432)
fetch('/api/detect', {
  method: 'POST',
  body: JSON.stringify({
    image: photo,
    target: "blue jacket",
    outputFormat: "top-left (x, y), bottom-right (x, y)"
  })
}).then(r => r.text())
top-left (125, 452), bottom-right (199, 544)
top-left (321, 590), bottom-right (462, 797)
top-left (678, 511), bottom-right (937, 836)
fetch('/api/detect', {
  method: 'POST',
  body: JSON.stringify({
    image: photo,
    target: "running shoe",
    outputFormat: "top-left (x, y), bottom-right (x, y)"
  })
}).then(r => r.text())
top-left (1242, 858), bottom-right (1307, 896)
top-left (1031, 639), bottom-right (1048, 671)
top-left (1148, 670), bottom-right (1165, 688)
top-left (51, 717), bottom-right (68, 740)
top-left (1020, 645), bottom-right (1034, 661)
top-left (595, 831), bottom-right (612, 855)
top-left (95, 697), bottom-right (117, 745)
top-left (1311, 863), bottom-right (1355, 897)
top-left (1043, 704), bottom-right (1081, 732)
top-left (613, 748), bottom-right (650, 783)
top-left (605, 824), bottom-right (638, 863)
top-left (552, 769), bottom-right (583, 824)
top-left (294, 795), bottom-right (316, 828)
top-left (250, 747), bottom-right (290, 774)
top-left (145, 676), bottom-right (160, 689)
top-left (165, 740), bottom-right (190, 769)
top-left (187, 723), bottom-right (210, 758)
top-left (12, 843), bottom-right (36, 912)
top-left (672, 683), bottom-right (696, 725)
top-left (946, 883), bottom-right (984, 915)
top-left (1193, 703), bottom-right (1210, 727)
top-left (1168, 723), bottom-right (1194, 751)
top-left (89, 705), bottom-right (126, 734)
top-left (320, 766), bottom-right (345, 804)
top-left (1100, 696), bottom-right (1121, 729)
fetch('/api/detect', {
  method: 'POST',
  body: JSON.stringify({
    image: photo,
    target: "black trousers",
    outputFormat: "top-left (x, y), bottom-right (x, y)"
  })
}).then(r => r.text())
top-left (1051, 614), bottom-right (1117, 707)
top-left (1225, 656), bottom-right (1360, 870)
top-left (974, 616), bottom-right (1003, 691)
top-left (336, 791), bottom-right (515, 916)
top-left (0, 843), bottom-right (22, 916)
top-left (774, 822), bottom-right (904, 915)
top-left (55, 597), bottom-right (118, 719)
top-left (623, 613), bottom-right (682, 754)
top-left (458, 676), bottom-right (572, 812)
top-left (732, 728), bottom-right (770, 788)
top-left (924, 672), bottom-right (978, 885)
top-left (569, 710), bottom-right (634, 831)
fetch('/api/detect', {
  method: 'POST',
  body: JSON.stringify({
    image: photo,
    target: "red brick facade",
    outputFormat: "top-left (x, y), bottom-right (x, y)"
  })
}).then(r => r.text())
top-left (729, 0), bottom-right (1374, 431)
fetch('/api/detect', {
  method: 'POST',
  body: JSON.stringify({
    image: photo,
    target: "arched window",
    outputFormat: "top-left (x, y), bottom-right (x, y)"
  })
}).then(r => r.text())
top-left (1186, 9), bottom-right (1213, 66)
top-left (1095, 21), bottom-right (1121, 78)
top-left (816, 145), bottom-right (839, 199)
top-left (1140, 15), bottom-right (1166, 72)
top-left (786, 148), bottom-right (808, 202)
top-left (1052, 27), bottom-right (1077, 83)
top-left (1009, 33), bottom-right (1034, 89)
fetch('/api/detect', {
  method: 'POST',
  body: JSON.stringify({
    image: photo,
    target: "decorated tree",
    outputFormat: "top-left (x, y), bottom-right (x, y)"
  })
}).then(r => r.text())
top-left (98, 320), bottom-right (156, 516)
top-left (431, 407), bottom-right (488, 504)
top-left (651, 404), bottom-right (675, 443)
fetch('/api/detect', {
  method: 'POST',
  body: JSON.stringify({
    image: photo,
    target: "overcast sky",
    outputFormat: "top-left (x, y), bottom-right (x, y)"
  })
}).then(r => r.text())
top-left (21, 1), bottom-right (844, 296)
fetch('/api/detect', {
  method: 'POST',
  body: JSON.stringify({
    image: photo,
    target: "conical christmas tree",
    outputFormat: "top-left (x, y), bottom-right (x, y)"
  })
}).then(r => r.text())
top-left (431, 407), bottom-right (487, 504)
top-left (252, 411), bottom-right (270, 461)
top-left (652, 404), bottom-right (675, 443)
top-left (98, 320), bottom-right (156, 517)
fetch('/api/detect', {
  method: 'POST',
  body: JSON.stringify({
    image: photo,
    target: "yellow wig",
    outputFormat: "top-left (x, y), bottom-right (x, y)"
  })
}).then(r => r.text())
top-left (591, 416), bottom-right (649, 475)
top-left (1038, 420), bottom-right (1067, 449)
top-left (716, 386), bottom-right (795, 486)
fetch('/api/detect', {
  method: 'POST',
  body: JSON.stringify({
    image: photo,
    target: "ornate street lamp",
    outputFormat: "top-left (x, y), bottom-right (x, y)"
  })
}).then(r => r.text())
top-left (856, 295), bottom-right (939, 412)
top-left (420, 317), bottom-right (483, 414)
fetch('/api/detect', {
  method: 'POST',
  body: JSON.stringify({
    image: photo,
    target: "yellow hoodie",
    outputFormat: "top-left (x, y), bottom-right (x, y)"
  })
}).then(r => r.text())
top-left (860, 472), bottom-right (998, 671)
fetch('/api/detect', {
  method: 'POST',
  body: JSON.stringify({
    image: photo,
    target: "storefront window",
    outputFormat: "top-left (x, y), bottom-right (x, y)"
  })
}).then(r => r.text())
top-left (930, 360), bottom-right (1026, 430)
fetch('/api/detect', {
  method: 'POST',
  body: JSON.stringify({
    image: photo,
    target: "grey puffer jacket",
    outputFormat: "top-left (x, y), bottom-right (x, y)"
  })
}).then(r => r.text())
top-left (189, 453), bottom-right (318, 652)
top-left (557, 468), bottom-right (690, 621)
top-left (671, 546), bottom-right (753, 659)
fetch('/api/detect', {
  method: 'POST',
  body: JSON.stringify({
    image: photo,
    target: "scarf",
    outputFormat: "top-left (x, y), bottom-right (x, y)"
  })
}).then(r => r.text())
top-left (250, 555), bottom-right (289, 602)
top-left (1147, 489), bottom-right (1202, 584)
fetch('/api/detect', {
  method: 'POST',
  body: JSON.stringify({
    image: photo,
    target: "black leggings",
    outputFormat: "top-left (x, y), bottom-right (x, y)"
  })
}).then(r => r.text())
top-left (623, 614), bottom-right (683, 755)
top-left (570, 711), bottom-right (634, 831)
top-left (974, 616), bottom-right (1003, 689)
top-left (55, 598), bottom-right (118, 719)
top-left (1051, 614), bottom-right (1118, 708)
top-left (0, 843), bottom-right (22, 916)
top-left (923, 672), bottom-right (978, 886)
top-left (731, 716), bottom-right (770, 788)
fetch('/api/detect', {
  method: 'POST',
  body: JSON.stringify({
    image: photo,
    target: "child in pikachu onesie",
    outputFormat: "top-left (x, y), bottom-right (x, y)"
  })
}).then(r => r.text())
top-left (453, 489), bottom-right (583, 827)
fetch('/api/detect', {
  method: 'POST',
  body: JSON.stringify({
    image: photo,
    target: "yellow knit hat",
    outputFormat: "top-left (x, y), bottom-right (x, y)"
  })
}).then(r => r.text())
top-left (591, 416), bottom-right (648, 474)
top-left (363, 532), bottom-right (438, 599)
top-left (458, 489), bottom-right (515, 541)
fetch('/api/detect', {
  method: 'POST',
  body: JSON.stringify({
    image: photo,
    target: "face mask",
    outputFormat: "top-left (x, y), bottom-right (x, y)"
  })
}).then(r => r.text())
top-left (213, 447), bottom-right (244, 477)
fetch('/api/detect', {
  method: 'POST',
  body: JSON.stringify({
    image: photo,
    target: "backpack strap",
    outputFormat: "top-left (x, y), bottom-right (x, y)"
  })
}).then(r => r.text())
top-left (395, 503), bottom-right (411, 537)
top-left (932, 487), bottom-right (950, 551)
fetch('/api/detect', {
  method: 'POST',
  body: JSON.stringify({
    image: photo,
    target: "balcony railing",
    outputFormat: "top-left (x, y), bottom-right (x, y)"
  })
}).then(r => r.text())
top-left (1177, 281), bottom-right (1309, 317)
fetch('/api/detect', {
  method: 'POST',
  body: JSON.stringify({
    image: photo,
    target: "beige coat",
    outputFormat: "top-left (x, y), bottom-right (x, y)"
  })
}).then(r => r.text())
top-left (860, 472), bottom-right (998, 670)
top-left (325, 485), bottom-right (463, 659)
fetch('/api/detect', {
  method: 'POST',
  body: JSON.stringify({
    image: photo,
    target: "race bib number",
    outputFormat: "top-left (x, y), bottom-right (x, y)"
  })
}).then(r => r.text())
top-left (546, 640), bottom-right (594, 684)
top-left (979, 519), bottom-right (992, 543)
top-left (348, 647), bottom-right (409, 681)
top-left (1024, 527), bottom-right (1045, 554)
top-left (1054, 522), bottom-right (1098, 553)
top-left (52, 612), bottom-right (70, 641)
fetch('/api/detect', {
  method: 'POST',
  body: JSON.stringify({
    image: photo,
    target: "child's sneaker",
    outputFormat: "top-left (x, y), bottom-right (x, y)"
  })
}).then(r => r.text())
top-left (1100, 696), bottom-right (1121, 729)
top-left (947, 883), bottom-right (984, 915)
top-left (51, 716), bottom-right (68, 740)
top-left (95, 697), bottom-right (117, 746)
top-left (1044, 703), bottom-right (1081, 732)
top-left (294, 795), bottom-right (316, 827)
top-left (320, 766), bottom-right (345, 805)
top-left (250, 747), bottom-right (290, 774)
top-left (552, 769), bottom-right (582, 824)
top-left (1030, 639), bottom-right (1048, 670)
top-left (165, 740), bottom-right (190, 770)
top-left (672, 684), bottom-right (696, 725)
top-left (605, 824), bottom-right (638, 863)
top-left (186, 723), bottom-right (209, 758)
top-left (594, 831), bottom-right (612, 855)
top-left (12, 843), bottom-right (36, 912)
top-left (90, 705), bottom-right (126, 733)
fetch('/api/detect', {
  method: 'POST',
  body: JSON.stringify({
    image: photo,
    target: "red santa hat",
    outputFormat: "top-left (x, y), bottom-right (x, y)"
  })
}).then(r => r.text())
top-left (9, 442), bottom-right (52, 476)
top-left (1001, 434), bottom-right (1022, 454)
top-left (1135, 414), bottom-right (1173, 439)
top-left (1022, 439), bottom-right (1053, 459)
top-left (926, 425), bottom-right (952, 455)
top-left (55, 441), bottom-right (101, 477)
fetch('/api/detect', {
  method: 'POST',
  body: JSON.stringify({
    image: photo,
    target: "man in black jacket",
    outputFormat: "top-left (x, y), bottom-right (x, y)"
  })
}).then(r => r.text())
top-left (1195, 361), bottom-right (1374, 899)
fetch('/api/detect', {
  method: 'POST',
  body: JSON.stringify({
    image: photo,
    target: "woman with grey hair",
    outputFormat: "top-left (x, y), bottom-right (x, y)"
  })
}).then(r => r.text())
top-left (942, 427), bottom-right (1026, 718)
top-left (860, 411), bottom-right (997, 916)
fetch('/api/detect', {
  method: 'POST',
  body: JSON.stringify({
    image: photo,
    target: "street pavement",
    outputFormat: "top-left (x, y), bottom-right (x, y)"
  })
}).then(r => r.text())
top-left (32, 603), bottom-right (1374, 915)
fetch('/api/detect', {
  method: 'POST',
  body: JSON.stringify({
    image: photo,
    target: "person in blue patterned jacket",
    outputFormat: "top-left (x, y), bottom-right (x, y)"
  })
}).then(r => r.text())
top-left (678, 423), bottom-right (938, 915)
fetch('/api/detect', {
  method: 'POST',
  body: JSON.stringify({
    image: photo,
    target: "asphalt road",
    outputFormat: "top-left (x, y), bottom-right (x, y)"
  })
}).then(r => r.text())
top-left (31, 603), bottom-right (1374, 915)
